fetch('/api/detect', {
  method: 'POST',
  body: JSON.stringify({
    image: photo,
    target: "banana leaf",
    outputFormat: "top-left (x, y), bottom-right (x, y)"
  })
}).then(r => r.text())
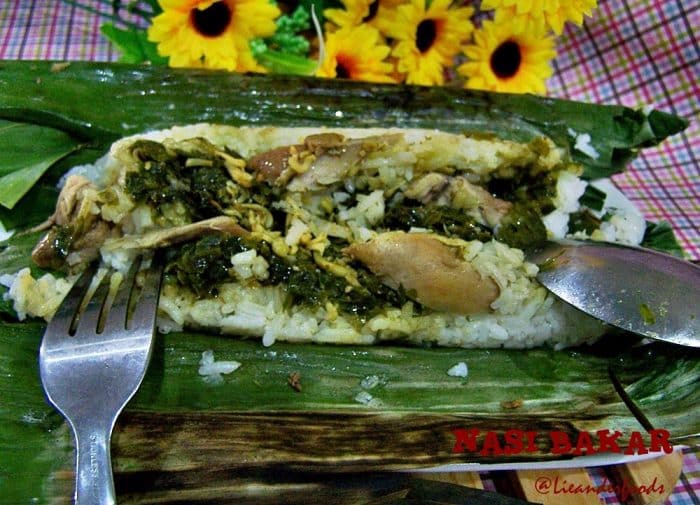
top-left (0, 60), bottom-right (696, 503)
top-left (1, 323), bottom-right (698, 503)
top-left (0, 60), bottom-right (687, 179)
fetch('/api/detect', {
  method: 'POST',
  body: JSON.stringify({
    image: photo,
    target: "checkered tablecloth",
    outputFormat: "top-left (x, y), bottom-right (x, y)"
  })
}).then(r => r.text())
top-left (0, 1), bottom-right (698, 503)
top-left (547, 0), bottom-right (699, 262)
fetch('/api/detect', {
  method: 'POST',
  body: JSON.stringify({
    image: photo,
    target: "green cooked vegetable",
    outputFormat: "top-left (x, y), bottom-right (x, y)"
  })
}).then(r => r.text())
top-left (164, 234), bottom-right (250, 296)
top-left (578, 184), bottom-right (607, 211)
top-left (494, 203), bottom-right (548, 250)
top-left (382, 202), bottom-right (493, 243)
top-left (124, 139), bottom-right (239, 223)
top-left (165, 234), bottom-right (414, 317)
top-left (568, 209), bottom-right (603, 235)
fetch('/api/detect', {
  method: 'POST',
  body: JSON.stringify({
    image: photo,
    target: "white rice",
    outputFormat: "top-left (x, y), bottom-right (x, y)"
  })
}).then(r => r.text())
top-left (0, 222), bottom-right (14, 242)
top-left (6, 125), bottom-right (642, 349)
top-left (198, 349), bottom-right (241, 384)
top-left (447, 362), bottom-right (469, 378)
top-left (354, 390), bottom-right (384, 407)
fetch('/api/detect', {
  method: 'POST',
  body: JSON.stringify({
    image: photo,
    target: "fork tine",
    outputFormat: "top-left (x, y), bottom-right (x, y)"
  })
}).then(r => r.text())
top-left (71, 268), bottom-right (112, 338)
top-left (100, 257), bottom-right (143, 335)
top-left (41, 262), bottom-right (99, 344)
top-left (128, 261), bottom-right (164, 331)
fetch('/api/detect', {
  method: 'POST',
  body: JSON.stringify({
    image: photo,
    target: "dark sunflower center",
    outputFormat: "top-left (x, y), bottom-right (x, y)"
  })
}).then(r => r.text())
top-left (490, 40), bottom-right (522, 78)
top-left (191, 1), bottom-right (232, 37)
top-left (335, 61), bottom-right (350, 79)
top-left (415, 19), bottom-right (437, 53)
top-left (362, 0), bottom-right (380, 23)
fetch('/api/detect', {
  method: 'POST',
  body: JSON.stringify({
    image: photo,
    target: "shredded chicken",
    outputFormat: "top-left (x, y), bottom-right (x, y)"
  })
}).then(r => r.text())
top-left (32, 175), bottom-right (114, 269)
top-left (345, 231), bottom-right (499, 314)
top-left (248, 133), bottom-right (402, 190)
top-left (101, 216), bottom-right (247, 251)
top-left (404, 173), bottom-right (512, 227)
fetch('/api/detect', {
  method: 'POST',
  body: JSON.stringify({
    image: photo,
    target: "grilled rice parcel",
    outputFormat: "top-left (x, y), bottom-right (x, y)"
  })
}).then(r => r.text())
top-left (6, 125), bottom-right (648, 348)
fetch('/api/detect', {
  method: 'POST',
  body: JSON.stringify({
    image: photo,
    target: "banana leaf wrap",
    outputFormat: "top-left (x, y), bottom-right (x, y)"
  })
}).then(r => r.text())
top-left (0, 60), bottom-right (696, 503)
top-left (1, 322), bottom-right (698, 504)
top-left (0, 60), bottom-right (688, 181)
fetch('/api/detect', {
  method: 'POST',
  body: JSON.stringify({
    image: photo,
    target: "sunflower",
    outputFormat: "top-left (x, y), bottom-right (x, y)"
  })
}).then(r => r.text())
top-left (316, 24), bottom-right (395, 83)
top-left (481, 0), bottom-right (598, 35)
top-left (382, 0), bottom-right (473, 86)
top-left (148, 0), bottom-right (280, 72)
top-left (458, 20), bottom-right (556, 94)
top-left (324, 0), bottom-right (406, 35)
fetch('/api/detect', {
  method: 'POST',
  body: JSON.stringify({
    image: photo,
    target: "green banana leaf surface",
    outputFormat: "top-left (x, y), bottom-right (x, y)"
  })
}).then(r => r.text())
top-left (0, 61), bottom-right (697, 504)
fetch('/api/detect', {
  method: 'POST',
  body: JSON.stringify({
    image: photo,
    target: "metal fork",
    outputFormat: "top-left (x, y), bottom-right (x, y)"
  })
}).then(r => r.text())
top-left (39, 257), bottom-right (163, 505)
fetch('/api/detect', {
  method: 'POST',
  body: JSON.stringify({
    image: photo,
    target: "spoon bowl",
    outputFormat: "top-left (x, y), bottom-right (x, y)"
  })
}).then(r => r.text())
top-left (527, 240), bottom-right (700, 347)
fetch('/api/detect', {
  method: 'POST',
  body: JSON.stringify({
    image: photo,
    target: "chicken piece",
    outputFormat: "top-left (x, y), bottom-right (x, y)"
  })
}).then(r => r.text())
top-left (247, 134), bottom-right (344, 184)
top-left (248, 133), bottom-right (402, 190)
top-left (102, 216), bottom-right (247, 251)
top-left (345, 231), bottom-right (499, 314)
top-left (403, 173), bottom-right (450, 203)
top-left (449, 177), bottom-right (512, 227)
top-left (403, 173), bottom-right (512, 228)
top-left (248, 145), bottom-right (297, 183)
top-left (292, 133), bottom-right (404, 190)
top-left (32, 175), bottom-right (114, 269)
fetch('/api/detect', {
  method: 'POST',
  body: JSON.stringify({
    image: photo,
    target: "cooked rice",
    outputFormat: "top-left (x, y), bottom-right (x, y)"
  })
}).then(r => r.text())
top-left (8, 125), bottom-right (647, 349)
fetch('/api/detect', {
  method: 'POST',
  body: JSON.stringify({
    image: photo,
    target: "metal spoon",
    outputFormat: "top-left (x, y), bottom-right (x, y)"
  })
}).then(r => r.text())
top-left (527, 239), bottom-right (700, 347)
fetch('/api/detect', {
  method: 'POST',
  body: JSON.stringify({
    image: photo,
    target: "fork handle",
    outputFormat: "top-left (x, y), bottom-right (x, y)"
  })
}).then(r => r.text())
top-left (72, 420), bottom-right (117, 505)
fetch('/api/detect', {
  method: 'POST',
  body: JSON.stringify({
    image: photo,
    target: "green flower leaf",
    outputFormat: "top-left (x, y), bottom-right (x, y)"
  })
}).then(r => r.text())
top-left (254, 48), bottom-right (318, 75)
top-left (100, 23), bottom-right (168, 65)
top-left (0, 121), bottom-right (82, 209)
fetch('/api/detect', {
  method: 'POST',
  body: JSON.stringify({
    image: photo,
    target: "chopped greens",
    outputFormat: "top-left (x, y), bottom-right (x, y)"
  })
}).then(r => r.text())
top-left (382, 203), bottom-right (492, 243)
top-left (164, 234), bottom-right (249, 296)
top-left (487, 171), bottom-right (557, 215)
top-left (494, 203), bottom-right (548, 250)
top-left (264, 245), bottom-right (414, 318)
top-left (164, 234), bottom-right (415, 317)
top-left (124, 139), bottom-right (240, 223)
top-left (578, 184), bottom-right (607, 211)
top-left (568, 210), bottom-right (603, 235)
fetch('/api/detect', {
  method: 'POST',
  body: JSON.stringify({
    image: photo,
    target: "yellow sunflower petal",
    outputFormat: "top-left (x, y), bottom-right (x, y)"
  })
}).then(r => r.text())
top-left (481, 0), bottom-right (598, 34)
top-left (148, 0), bottom-right (280, 71)
top-left (458, 19), bottom-right (556, 95)
top-left (384, 0), bottom-right (472, 85)
top-left (316, 24), bottom-right (395, 83)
